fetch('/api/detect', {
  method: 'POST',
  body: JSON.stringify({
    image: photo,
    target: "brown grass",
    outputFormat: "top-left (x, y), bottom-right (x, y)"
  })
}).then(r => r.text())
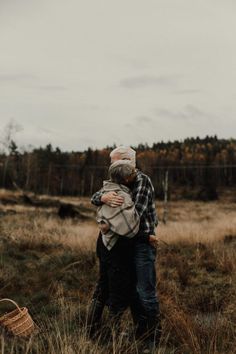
top-left (0, 195), bottom-right (235, 353)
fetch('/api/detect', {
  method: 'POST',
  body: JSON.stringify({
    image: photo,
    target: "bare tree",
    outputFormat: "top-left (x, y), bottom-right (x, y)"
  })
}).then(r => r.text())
top-left (0, 119), bottom-right (22, 187)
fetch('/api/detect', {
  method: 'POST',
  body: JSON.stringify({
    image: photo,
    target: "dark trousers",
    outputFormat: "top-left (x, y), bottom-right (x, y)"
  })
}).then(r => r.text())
top-left (87, 233), bottom-right (134, 335)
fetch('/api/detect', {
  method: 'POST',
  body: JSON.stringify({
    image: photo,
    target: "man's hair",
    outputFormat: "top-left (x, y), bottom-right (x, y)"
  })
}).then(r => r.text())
top-left (109, 160), bottom-right (135, 184)
top-left (110, 146), bottom-right (136, 167)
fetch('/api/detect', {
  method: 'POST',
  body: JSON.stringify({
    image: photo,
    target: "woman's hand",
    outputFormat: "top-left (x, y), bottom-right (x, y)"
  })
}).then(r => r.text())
top-left (101, 192), bottom-right (124, 207)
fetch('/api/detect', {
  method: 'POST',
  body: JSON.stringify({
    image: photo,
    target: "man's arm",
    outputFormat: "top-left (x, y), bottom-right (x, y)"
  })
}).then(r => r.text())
top-left (91, 190), bottom-right (124, 207)
top-left (91, 190), bottom-right (103, 206)
top-left (133, 174), bottom-right (158, 244)
top-left (133, 176), bottom-right (150, 219)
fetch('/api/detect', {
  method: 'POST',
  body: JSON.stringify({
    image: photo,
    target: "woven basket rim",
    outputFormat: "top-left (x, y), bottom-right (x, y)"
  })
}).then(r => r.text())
top-left (0, 299), bottom-right (35, 337)
top-left (4, 316), bottom-right (33, 329)
top-left (0, 307), bottom-right (28, 325)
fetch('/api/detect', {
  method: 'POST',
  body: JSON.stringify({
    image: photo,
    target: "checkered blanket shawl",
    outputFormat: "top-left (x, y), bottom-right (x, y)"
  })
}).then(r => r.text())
top-left (96, 180), bottom-right (140, 250)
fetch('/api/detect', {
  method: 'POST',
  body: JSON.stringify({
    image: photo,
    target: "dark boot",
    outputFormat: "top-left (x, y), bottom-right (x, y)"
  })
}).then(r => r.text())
top-left (148, 315), bottom-right (162, 346)
top-left (87, 299), bottom-right (105, 339)
top-left (135, 315), bottom-right (162, 354)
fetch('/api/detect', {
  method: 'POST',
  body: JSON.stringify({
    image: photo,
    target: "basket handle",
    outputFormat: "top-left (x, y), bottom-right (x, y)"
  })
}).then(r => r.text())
top-left (0, 298), bottom-right (22, 313)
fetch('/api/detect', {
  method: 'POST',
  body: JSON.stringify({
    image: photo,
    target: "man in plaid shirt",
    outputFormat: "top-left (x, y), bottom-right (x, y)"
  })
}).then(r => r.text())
top-left (93, 169), bottom-right (158, 239)
top-left (89, 146), bottom-right (161, 353)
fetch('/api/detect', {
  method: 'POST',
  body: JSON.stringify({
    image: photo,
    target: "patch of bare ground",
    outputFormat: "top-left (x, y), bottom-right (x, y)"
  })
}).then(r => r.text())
top-left (0, 197), bottom-right (235, 353)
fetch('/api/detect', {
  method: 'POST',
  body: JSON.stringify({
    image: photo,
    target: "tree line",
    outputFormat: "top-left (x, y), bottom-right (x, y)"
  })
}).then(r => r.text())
top-left (0, 135), bottom-right (236, 199)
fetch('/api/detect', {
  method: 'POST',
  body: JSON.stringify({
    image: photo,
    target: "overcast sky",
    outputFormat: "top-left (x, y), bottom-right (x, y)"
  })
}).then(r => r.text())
top-left (0, 0), bottom-right (235, 151)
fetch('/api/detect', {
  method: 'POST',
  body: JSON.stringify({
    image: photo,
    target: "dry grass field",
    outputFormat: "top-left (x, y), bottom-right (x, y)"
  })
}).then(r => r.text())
top-left (0, 189), bottom-right (236, 353)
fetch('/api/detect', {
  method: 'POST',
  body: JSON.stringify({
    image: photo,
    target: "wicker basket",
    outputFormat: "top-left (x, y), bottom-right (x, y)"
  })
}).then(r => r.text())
top-left (0, 298), bottom-right (36, 337)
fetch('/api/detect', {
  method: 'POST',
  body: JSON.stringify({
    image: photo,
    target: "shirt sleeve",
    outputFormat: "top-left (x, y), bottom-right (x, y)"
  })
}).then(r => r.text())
top-left (133, 176), bottom-right (150, 219)
top-left (91, 189), bottom-right (104, 206)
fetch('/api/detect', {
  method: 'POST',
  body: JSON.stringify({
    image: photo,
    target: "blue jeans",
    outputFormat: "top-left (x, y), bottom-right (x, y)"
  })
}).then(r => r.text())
top-left (130, 240), bottom-right (161, 342)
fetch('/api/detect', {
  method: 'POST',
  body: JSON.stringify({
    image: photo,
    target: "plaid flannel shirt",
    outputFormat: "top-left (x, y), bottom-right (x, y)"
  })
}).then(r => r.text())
top-left (91, 170), bottom-right (158, 237)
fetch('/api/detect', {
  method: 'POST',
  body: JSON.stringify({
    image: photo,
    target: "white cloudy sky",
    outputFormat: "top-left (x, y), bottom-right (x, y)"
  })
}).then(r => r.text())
top-left (0, 0), bottom-right (235, 151)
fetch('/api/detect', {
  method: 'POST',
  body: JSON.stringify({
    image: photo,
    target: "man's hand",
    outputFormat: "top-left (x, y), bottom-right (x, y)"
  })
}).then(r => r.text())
top-left (101, 192), bottom-right (124, 208)
top-left (149, 235), bottom-right (159, 248)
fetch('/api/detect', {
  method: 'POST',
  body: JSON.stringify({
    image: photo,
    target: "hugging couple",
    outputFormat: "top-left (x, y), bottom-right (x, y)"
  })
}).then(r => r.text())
top-left (88, 146), bottom-right (161, 353)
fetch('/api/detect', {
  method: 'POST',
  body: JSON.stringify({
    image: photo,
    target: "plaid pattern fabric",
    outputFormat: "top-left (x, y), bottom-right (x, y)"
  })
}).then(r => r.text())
top-left (131, 170), bottom-right (158, 234)
top-left (91, 170), bottom-right (158, 235)
top-left (97, 181), bottom-right (140, 250)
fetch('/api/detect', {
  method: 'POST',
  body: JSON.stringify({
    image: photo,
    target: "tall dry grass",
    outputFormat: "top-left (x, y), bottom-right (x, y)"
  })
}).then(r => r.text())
top-left (0, 198), bottom-right (235, 353)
